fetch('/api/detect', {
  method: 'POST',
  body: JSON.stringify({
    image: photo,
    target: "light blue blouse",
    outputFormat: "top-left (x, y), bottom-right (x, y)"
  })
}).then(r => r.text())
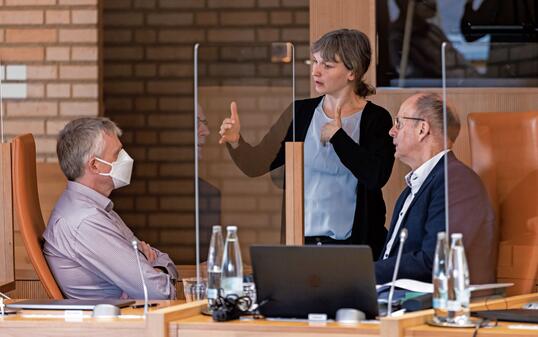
top-left (304, 99), bottom-right (363, 240)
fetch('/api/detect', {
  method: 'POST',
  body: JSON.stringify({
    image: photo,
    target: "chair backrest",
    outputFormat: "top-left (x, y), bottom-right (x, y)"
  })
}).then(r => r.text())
top-left (12, 134), bottom-right (63, 299)
top-left (468, 112), bottom-right (538, 295)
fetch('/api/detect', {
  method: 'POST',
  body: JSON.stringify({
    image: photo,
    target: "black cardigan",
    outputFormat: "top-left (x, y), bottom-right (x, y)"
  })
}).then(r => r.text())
top-left (228, 96), bottom-right (395, 258)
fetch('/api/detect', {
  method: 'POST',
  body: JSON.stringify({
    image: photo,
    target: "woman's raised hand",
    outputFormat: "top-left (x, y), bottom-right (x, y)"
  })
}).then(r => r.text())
top-left (334, 104), bottom-right (342, 128)
top-left (320, 104), bottom-right (342, 145)
top-left (219, 101), bottom-right (241, 144)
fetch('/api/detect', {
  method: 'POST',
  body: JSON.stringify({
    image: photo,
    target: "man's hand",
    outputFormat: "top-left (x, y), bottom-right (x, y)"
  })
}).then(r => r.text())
top-left (218, 101), bottom-right (241, 145)
top-left (320, 105), bottom-right (342, 145)
top-left (139, 241), bottom-right (157, 264)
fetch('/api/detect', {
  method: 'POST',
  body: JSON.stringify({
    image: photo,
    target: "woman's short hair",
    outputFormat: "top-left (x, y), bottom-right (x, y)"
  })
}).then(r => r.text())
top-left (311, 28), bottom-right (375, 97)
top-left (57, 117), bottom-right (122, 181)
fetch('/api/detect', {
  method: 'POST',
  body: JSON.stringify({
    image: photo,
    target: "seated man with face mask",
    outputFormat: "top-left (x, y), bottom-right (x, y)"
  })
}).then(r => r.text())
top-left (43, 117), bottom-right (178, 299)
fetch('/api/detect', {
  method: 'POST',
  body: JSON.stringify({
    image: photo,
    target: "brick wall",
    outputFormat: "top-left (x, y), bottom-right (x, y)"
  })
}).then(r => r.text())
top-left (0, 0), bottom-right (101, 161)
top-left (103, 0), bottom-right (310, 264)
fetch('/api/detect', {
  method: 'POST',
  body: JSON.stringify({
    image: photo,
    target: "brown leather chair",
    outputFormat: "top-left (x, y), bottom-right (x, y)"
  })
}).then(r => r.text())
top-left (12, 134), bottom-right (63, 299)
top-left (468, 112), bottom-right (538, 295)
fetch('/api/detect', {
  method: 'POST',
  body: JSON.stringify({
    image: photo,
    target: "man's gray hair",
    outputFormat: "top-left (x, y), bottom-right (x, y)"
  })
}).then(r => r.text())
top-left (57, 117), bottom-right (122, 181)
top-left (414, 93), bottom-right (460, 142)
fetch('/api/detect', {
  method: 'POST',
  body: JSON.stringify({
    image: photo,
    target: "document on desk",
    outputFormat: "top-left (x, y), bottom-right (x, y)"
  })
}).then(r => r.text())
top-left (376, 279), bottom-right (433, 293)
top-left (376, 279), bottom-right (514, 294)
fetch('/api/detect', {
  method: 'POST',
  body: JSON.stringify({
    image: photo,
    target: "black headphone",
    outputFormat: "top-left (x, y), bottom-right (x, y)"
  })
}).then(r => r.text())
top-left (210, 291), bottom-right (252, 322)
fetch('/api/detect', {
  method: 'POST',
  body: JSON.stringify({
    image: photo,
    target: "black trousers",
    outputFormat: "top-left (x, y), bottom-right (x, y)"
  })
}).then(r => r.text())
top-left (304, 236), bottom-right (353, 245)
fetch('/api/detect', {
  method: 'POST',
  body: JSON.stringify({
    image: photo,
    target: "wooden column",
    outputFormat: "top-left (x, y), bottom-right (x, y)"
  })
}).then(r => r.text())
top-left (0, 143), bottom-right (15, 292)
top-left (285, 142), bottom-right (304, 245)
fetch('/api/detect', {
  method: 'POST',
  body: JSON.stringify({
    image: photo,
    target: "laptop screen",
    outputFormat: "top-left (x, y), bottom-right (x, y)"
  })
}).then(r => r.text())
top-left (251, 245), bottom-right (378, 319)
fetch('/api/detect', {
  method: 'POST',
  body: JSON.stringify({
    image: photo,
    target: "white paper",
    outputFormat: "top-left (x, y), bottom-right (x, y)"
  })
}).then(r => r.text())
top-left (377, 279), bottom-right (514, 294)
top-left (378, 279), bottom-right (433, 293)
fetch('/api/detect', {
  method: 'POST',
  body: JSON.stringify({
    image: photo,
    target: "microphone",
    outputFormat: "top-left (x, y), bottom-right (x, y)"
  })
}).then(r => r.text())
top-left (132, 240), bottom-right (149, 317)
top-left (0, 291), bottom-right (11, 316)
top-left (387, 228), bottom-right (408, 316)
top-left (0, 291), bottom-right (11, 300)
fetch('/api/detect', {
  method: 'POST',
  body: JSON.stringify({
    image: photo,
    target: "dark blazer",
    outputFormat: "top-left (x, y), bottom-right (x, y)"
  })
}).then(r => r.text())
top-left (375, 152), bottom-right (497, 284)
top-left (228, 96), bottom-right (395, 258)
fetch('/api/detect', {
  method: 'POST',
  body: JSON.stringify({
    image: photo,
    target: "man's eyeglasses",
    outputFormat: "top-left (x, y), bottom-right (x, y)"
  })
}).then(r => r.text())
top-left (393, 116), bottom-right (425, 130)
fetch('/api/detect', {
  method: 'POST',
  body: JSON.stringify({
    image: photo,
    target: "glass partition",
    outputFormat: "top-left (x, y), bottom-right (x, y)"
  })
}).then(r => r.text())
top-left (441, 41), bottom-right (537, 87)
top-left (194, 42), bottom-right (295, 269)
top-left (441, 40), bottom-right (538, 288)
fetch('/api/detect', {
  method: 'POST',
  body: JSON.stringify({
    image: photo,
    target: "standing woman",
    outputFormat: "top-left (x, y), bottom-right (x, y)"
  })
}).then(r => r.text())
top-left (219, 29), bottom-right (394, 258)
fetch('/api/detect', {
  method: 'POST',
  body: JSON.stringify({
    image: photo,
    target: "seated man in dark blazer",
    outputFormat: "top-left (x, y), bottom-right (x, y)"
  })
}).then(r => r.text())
top-left (375, 93), bottom-right (497, 285)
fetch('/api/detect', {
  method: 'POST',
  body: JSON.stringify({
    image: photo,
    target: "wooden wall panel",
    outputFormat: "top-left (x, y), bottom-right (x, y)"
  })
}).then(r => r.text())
top-left (7, 280), bottom-right (49, 299)
top-left (0, 144), bottom-right (15, 292)
top-left (285, 142), bottom-right (304, 245)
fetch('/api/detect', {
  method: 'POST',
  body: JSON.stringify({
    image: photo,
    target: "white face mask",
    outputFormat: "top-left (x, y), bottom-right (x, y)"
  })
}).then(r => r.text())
top-left (95, 149), bottom-right (134, 189)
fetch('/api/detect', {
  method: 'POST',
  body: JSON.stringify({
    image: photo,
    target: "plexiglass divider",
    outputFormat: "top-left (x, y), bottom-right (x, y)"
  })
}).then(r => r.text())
top-left (441, 40), bottom-right (538, 294)
top-left (194, 42), bottom-right (296, 276)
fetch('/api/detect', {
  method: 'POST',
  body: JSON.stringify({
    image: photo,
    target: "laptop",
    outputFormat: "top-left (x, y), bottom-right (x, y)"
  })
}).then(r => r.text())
top-left (7, 299), bottom-right (135, 310)
top-left (251, 245), bottom-right (378, 319)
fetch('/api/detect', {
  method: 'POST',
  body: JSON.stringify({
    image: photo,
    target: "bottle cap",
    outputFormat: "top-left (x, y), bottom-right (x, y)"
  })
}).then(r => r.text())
top-left (437, 231), bottom-right (446, 239)
top-left (451, 233), bottom-right (463, 239)
top-left (212, 225), bottom-right (222, 232)
top-left (226, 225), bottom-right (237, 231)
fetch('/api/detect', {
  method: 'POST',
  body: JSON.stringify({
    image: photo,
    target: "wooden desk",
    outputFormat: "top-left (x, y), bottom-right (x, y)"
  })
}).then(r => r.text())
top-left (402, 293), bottom-right (538, 337)
top-left (170, 314), bottom-right (380, 337)
top-left (0, 314), bottom-right (146, 337)
top-left (0, 300), bottom-right (205, 337)
top-left (3, 294), bottom-right (536, 337)
top-left (171, 294), bottom-right (538, 337)
top-left (405, 321), bottom-right (538, 337)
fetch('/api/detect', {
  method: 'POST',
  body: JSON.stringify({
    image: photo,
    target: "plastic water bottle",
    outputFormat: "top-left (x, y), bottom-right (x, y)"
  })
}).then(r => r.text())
top-left (447, 233), bottom-right (471, 325)
top-left (221, 226), bottom-right (243, 296)
top-left (432, 232), bottom-right (448, 323)
top-left (207, 225), bottom-right (224, 305)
